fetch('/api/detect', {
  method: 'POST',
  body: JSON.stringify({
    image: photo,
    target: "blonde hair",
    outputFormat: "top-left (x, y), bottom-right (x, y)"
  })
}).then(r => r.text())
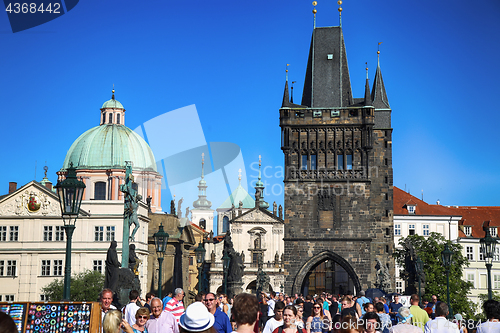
top-left (136, 307), bottom-right (150, 319)
top-left (103, 310), bottom-right (122, 333)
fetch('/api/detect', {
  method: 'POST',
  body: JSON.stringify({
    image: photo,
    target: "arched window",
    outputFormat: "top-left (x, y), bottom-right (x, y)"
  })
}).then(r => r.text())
top-left (199, 218), bottom-right (206, 230)
top-left (108, 113), bottom-right (113, 124)
top-left (102, 113), bottom-right (105, 124)
top-left (223, 216), bottom-right (229, 233)
top-left (94, 182), bottom-right (106, 200)
top-left (117, 114), bottom-right (121, 124)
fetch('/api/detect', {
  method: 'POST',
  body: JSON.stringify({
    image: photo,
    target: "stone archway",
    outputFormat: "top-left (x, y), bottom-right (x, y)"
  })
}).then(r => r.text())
top-left (291, 250), bottom-right (361, 295)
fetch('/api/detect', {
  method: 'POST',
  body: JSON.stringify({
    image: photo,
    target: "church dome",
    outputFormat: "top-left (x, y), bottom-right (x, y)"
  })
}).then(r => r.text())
top-left (101, 98), bottom-right (124, 109)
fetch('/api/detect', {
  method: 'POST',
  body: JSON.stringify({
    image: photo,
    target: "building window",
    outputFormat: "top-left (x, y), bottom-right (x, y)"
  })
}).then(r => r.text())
top-left (396, 281), bottom-right (403, 294)
top-left (495, 247), bottom-right (500, 262)
top-left (53, 260), bottom-right (63, 276)
top-left (310, 155), bottom-right (317, 170)
top-left (346, 154), bottom-right (352, 170)
top-left (0, 226), bottom-right (6, 241)
top-left (464, 226), bottom-right (471, 236)
top-left (337, 154), bottom-right (344, 170)
top-left (199, 219), bottom-right (206, 229)
top-left (423, 224), bottom-right (430, 236)
top-left (409, 224), bottom-right (415, 236)
top-left (7, 260), bottom-right (16, 276)
top-left (5, 295), bottom-right (14, 302)
top-left (490, 227), bottom-right (497, 237)
top-left (189, 257), bottom-right (193, 265)
top-left (394, 224), bottom-right (401, 236)
top-left (102, 113), bottom-right (105, 124)
top-left (407, 205), bottom-right (416, 214)
top-left (40, 294), bottom-right (47, 301)
top-left (108, 113), bottom-right (113, 123)
top-left (41, 260), bottom-right (51, 276)
top-left (95, 226), bottom-right (104, 241)
top-left (55, 226), bottom-right (64, 241)
top-left (494, 275), bottom-right (500, 289)
top-left (117, 114), bottom-right (121, 125)
top-left (222, 216), bottom-right (229, 233)
top-left (466, 246), bottom-right (474, 260)
top-left (9, 226), bottom-right (18, 241)
top-left (301, 155), bottom-right (307, 170)
top-left (94, 182), bottom-right (106, 200)
top-left (467, 273), bottom-right (475, 287)
top-left (0, 261), bottom-right (3, 275)
top-left (43, 226), bottom-right (53, 241)
top-left (93, 260), bottom-right (103, 273)
top-left (106, 226), bottom-right (115, 241)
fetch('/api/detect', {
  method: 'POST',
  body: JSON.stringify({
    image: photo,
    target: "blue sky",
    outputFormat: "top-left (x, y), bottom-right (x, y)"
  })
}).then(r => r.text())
top-left (1, 0), bottom-right (499, 214)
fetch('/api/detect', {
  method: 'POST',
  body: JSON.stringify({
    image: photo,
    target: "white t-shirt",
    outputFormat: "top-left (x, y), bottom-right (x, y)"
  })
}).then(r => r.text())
top-left (268, 299), bottom-right (276, 317)
top-left (424, 317), bottom-right (459, 333)
top-left (124, 302), bottom-right (141, 326)
top-left (476, 321), bottom-right (500, 333)
top-left (263, 318), bottom-right (283, 333)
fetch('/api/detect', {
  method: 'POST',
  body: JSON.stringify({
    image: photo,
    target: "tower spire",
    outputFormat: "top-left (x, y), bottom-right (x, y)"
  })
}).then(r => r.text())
top-left (364, 62), bottom-right (372, 106)
top-left (282, 65), bottom-right (291, 107)
top-left (193, 152), bottom-right (212, 209)
top-left (371, 43), bottom-right (390, 109)
top-left (255, 155), bottom-right (269, 209)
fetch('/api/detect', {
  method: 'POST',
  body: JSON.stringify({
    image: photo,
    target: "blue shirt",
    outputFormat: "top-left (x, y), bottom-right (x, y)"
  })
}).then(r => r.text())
top-left (213, 307), bottom-right (232, 333)
top-left (357, 296), bottom-right (370, 315)
top-left (162, 296), bottom-right (172, 308)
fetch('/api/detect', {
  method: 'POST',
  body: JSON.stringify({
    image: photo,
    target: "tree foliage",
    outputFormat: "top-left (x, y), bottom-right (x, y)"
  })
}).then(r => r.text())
top-left (393, 232), bottom-right (475, 318)
top-left (41, 270), bottom-right (104, 302)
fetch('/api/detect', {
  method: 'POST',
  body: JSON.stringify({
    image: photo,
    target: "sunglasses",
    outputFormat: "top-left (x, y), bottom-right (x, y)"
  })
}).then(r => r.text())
top-left (313, 307), bottom-right (321, 309)
top-left (137, 316), bottom-right (149, 319)
top-left (204, 298), bottom-right (215, 302)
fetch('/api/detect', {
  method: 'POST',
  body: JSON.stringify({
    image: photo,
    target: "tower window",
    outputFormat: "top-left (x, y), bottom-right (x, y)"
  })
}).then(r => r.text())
top-left (108, 113), bottom-right (113, 123)
top-left (199, 218), bottom-right (206, 230)
top-left (117, 114), bottom-right (121, 124)
top-left (310, 155), bottom-right (317, 170)
top-left (94, 182), bottom-right (106, 200)
top-left (301, 155), bottom-right (307, 170)
top-left (222, 216), bottom-right (229, 233)
top-left (102, 113), bottom-right (105, 124)
top-left (337, 155), bottom-right (344, 170)
top-left (346, 154), bottom-right (352, 170)
top-left (464, 226), bottom-right (471, 236)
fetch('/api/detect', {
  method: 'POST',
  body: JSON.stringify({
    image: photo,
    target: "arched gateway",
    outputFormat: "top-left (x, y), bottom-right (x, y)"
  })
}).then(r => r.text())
top-left (292, 251), bottom-right (361, 296)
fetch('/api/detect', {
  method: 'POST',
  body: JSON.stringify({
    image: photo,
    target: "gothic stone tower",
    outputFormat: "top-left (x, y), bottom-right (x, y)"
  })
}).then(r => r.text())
top-left (280, 24), bottom-right (394, 295)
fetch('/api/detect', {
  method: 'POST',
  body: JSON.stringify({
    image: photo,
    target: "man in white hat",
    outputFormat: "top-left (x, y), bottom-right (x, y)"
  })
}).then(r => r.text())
top-left (179, 302), bottom-right (215, 333)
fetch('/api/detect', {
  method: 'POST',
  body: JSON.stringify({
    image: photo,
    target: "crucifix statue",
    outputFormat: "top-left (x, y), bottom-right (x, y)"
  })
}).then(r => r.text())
top-left (120, 162), bottom-right (142, 268)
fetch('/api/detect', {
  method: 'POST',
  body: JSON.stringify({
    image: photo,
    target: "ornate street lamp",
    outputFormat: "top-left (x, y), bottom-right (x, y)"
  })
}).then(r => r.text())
top-left (153, 223), bottom-right (169, 299)
top-left (55, 163), bottom-right (86, 301)
top-left (480, 224), bottom-right (498, 300)
top-left (415, 255), bottom-right (424, 307)
top-left (195, 242), bottom-right (206, 293)
top-left (441, 242), bottom-right (453, 319)
top-left (222, 252), bottom-right (231, 295)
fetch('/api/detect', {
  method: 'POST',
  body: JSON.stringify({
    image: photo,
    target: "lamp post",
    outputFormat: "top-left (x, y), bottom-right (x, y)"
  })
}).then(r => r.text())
top-left (415, 255), bottom-right (424, 307)
top-left (480, 225), bottom-right (498, 300)
top-left (441, 242), bottom-right (453, 319)
top-left (153, 223), bottom-right (169, 300)
top-left (195, 242), bottom-right (206, 293)
top-left (54, 163), bottom-right (86, 301)
top-left (222, 252), bottom-right (231, 295)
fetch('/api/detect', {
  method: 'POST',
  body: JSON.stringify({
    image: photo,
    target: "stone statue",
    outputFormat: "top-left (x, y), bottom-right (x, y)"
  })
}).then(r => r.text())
top-left (223, 230), bottom-right (244, 285)
top-left (178, 198), bottom-right (184, 218)
top-left (211, 250), bottom-right (216, 263)
top-left (128, 244), bottom-right (141, 275)
top-left (278, 205), bottom-right (283, 219)
top-left (273, 201), bottom-right (277, 215)
top-left (146, 196), bottom-right (152, 212)
top-left (241, 251), bottom-right (245, 264)
top-left (238, 201), bottom-right (243, 209)
top-left (375, 258), bottom-right (391, 292)
top-left (256, 253), bottom-right (269, 294)
top-left (104, 240), bottom-right (120, 293)
top-left (231, 203), bottom-right (235, 219)
top-left (170, 200), bottom-right (176, 215)
top-left (274, 252), bottom-right (279, 265)
top-left (120, 164), bottom-right (142, 267)
top-left (185, 207), bottom-right (190, 219)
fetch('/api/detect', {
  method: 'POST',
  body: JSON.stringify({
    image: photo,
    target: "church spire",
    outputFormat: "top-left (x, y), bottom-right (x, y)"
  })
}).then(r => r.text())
top-left (254, 155), bottom-right (269, 209)
top-left (371, 46), bottom-right (390, 109)
top-left (364, 62), bottom-right (372, 106)
top-left (282, 65), bottom-right (290, 107)
top-left (193, 153), bottom-right (212, 210)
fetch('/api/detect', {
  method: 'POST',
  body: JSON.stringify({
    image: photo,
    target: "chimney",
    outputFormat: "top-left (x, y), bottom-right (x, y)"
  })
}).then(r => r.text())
top-left (44, 181), bottom-right (53, 191)
top-left (9, 182), bottom-right (17, 194)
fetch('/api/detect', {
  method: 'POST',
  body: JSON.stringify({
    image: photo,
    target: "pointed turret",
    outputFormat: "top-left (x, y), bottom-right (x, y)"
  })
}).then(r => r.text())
top-left (193, 153), bottom-right (212, 209)
top-left (364, 64), bottom-right (372, 106)
top-left (282, 80), bottom-right (290, 107)
top-left (371, 55), bottom-right (390, 109)
top-left (301, 27), bottom-right (353, 108)
top-left (254, 155), bottom-right (269, 209)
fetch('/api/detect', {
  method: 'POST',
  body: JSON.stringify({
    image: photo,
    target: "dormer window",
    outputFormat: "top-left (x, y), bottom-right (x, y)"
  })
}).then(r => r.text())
top-left (407, 205), bottom-right (416, 215)
top-left (490, 227), bottom-right (497, 237)
top-left (463, 226), bottom-right (471, 236)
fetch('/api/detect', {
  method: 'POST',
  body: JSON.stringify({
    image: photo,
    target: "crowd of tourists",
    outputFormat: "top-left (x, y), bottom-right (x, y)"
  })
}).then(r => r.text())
top-left (95, 288), bottom-right (500, 333)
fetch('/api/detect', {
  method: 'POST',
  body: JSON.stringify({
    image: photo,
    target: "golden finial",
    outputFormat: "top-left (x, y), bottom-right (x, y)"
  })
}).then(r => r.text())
top-left (312, 1), bottom-right (317, 28)
top-left (365, 62), bottom-right (369, 79)
top-left (202, 152), bottom-right (205, 163)
top-left (286, 64), bottom-right (289, 81)
top-left (238, 168), bottom-right (242, 182)
top-left (337, 0), bottom-right (342, 26)
top-left (112, 84), bottom-right (115, 99)
top-left (259, 155), bottom-right (262, 167)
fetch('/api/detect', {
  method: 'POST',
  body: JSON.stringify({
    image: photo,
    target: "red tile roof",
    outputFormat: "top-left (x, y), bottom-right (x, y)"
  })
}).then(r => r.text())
top-left (393, 187), bottom-right (459, 216)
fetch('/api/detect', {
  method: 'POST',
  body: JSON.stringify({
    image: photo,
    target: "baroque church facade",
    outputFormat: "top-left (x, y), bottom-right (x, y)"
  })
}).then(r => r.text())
top-left (280, 16), bottom-right (394, 294)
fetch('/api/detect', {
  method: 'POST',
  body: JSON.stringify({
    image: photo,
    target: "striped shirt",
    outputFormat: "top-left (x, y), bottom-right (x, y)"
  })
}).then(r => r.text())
top-left (164, 298), bottom-right (184, 323)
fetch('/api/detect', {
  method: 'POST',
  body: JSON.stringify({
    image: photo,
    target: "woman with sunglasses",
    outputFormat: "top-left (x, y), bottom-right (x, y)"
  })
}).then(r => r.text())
top-left (294, 305), bottom-right (305, 329)
top-left (306, 302), bottom-right (327, 333)
top-left (132, 307), bottom-right (150, 333)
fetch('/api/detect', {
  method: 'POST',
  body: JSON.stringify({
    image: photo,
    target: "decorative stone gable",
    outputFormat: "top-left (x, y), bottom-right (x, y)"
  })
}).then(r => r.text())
top-left (236, 209), bottom-right (281, 224)
top-left (0, 186), bottom-right (59, 216)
